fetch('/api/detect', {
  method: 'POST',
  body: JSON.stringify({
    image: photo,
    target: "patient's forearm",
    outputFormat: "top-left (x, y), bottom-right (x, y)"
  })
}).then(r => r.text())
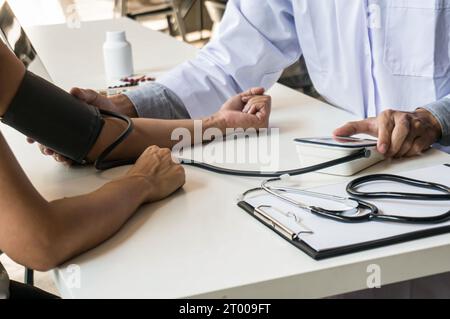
top-left (87, 114), bottom-right (227, 162)
top-left (44, 175), bottom-right (151, 268)
top-left (3, 176), bottom-right (151, 271)
top-left (0, 130), bottom-right (151, 270)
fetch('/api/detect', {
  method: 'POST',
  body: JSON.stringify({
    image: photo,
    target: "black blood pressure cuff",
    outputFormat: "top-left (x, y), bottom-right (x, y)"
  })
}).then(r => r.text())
top-left (1, 71), bottom-right (104, 164)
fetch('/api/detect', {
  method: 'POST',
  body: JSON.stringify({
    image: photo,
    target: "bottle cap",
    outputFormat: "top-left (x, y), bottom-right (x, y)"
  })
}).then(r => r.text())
top-left (106, 31), bottom-right (127, 42)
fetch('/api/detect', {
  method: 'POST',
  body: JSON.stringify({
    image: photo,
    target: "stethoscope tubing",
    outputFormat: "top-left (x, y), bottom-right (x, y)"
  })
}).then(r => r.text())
top-left (346, 174), bottom-right (450, 201)
top-left (371, 210), bottom-right (450, 224)
top-left (94, 109), bottom-right (135, 170)
top-left (181, 148), bottom-right (371, 178)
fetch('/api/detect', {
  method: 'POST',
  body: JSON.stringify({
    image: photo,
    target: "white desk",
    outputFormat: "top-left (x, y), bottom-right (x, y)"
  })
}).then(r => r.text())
top-left (4, 18), bottom-right (450, 298)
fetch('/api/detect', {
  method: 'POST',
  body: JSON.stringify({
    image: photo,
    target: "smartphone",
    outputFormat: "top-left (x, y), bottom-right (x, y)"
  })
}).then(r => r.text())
top-left (294, 136), bottom-right (377, 149)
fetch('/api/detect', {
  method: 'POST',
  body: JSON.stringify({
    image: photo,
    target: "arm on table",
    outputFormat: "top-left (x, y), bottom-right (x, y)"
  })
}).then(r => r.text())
top-left (84, 88), bottom-right (272, 163)
top-left (0, 41), bottom-right (185, 271)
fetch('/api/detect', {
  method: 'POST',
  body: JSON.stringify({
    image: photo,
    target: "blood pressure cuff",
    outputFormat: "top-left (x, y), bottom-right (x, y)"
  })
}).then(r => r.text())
top-left (1, 71), bottom-right (104, 164)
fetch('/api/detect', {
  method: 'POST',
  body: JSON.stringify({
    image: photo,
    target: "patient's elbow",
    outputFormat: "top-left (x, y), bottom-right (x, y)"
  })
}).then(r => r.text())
top-left (14, 234), bottom-right (62, 272)
top-left (5, 242), bottom-right (61, 272)
top-left (6, 218), bottom-right (65, 272)
top-left (25, 244), bottom-right (62, 272)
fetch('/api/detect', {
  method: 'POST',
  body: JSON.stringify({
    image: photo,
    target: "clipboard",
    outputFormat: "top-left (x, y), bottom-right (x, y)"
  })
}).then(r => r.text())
top-left (237, 164), bottom-right (450, 260)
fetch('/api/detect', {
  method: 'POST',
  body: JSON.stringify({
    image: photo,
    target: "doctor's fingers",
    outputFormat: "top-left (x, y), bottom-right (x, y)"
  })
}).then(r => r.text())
top-left (376, 110), bottom-right (399, 155)
top-left (52, 153), bottom-right (73, 165)
top-left (333, 118), bottom-right (377, 137)
top-left (36, 143), bottom-right (73, 164)
top-left (38, 143), bottom-right (54, 156)
top-left (386, 112), bottom-right (414, 157)
top-left (395, 132), bottom-right (417, 158)
top-left (240, 87), bottom-right (265, 99)
top-left (70, 87), bottom-right (99, 104)
top-left (70, 87), bottom-right (112, 110)
top-left (405, 135), bottom-right (431, 157)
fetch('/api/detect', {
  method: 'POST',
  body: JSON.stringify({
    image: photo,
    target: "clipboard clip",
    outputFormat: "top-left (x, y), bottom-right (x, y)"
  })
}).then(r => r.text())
top-left (254, 205), bottom-right (314, 241)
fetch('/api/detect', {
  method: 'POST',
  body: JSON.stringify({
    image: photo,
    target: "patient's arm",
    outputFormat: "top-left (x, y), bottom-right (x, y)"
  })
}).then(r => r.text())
top-left (0, 39), bottom-right (26, 115)
top-left (44, 87), bottom-right (272, 164)
top-left (87, 92), bottom-right (271, 162)
top-left (0, 40), bottom-right (185, 271)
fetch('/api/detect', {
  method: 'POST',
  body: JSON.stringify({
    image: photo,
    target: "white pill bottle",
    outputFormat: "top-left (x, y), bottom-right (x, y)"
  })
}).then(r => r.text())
top-left (103, 31), bottom-right (134, 80)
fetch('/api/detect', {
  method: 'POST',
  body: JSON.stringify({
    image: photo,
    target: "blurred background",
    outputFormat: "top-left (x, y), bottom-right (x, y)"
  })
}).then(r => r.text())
top-left (6, 0), bottom-right (318, 96)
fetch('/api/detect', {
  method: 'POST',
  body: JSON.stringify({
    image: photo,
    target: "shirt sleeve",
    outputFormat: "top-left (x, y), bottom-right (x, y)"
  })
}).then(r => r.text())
top-left (156, 0), bottom-right (302, 118)
top-left (124, 82), bottom-right (190, 119)
top-left (422, 95), bottom-right (450, 146)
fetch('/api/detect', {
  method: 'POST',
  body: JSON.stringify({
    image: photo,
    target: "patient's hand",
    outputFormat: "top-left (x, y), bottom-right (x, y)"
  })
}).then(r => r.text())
top-left (216, 87), bottom-right (271, 130)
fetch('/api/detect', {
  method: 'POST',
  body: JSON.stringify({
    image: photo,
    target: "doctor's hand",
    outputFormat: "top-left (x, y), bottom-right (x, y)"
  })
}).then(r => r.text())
top-left (215, 87), bottom-right (272, 129)
top-left (70, 87), bottom-right (138, 117)
top-left (333, 108), bottom-right (442, 158)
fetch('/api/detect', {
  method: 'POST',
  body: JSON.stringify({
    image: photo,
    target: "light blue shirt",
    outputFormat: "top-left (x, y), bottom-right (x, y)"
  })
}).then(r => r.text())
top-left (127, 0), bottom-right (450, 145)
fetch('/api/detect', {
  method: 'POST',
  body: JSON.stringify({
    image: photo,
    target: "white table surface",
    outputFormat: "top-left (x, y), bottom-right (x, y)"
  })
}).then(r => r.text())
top-left (4, 18), bottom-right (450, 298)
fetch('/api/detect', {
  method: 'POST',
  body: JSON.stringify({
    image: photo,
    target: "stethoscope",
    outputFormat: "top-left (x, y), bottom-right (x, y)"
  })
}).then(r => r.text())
top-left (241, 172), bottom-right (450, 224)
top-left (182, 146), bottom-right (450, 224)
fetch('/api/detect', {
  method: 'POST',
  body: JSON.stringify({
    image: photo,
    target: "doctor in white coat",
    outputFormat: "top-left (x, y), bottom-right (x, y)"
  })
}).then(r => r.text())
top-left (120, 0), bottom-right (450, 157)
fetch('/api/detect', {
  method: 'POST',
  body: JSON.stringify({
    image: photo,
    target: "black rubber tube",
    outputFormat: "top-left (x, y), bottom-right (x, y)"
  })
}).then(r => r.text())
top-left (181, 148), bottom-right (371, 177)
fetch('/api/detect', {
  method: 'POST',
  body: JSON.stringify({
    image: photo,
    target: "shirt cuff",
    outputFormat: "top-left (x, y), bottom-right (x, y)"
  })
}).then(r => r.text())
top-left (422, 97), bottom-right (450, 146)
top-left (123, 82), bottom-right (190, 119)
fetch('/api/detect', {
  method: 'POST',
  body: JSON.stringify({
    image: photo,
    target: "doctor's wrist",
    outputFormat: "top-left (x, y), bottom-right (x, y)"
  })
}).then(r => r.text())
top-left (416, 108), bottom-right (443, 142)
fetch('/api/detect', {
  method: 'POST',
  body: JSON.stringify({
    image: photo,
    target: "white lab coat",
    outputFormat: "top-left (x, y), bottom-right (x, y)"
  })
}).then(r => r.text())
top-left (159, 0), bottom-right (450, 119)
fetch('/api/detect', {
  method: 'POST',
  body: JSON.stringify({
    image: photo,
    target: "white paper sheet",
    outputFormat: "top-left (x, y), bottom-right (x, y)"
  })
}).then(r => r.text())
top-left (244, 164), bottom-right (450, 252)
